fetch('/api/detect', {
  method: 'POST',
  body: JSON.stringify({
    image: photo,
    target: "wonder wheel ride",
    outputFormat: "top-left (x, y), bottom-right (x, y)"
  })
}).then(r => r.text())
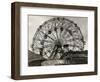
top-left (31, 17), bottom-right (85, 61)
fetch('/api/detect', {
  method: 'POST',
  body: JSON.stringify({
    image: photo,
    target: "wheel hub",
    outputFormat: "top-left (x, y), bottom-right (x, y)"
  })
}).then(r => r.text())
top-left (55, 40), bottom-right (62, 48)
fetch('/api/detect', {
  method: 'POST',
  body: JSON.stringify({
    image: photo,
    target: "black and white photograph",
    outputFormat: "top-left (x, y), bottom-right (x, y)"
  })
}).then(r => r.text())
top-left (28, 15), bottom-right (88, 66)
top-left (11, 2), bottom-right (97, 79)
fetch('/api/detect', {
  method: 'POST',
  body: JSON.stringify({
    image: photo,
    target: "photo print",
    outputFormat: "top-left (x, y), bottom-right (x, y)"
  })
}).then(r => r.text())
top-left (28, 15), bottom-right (88, 66)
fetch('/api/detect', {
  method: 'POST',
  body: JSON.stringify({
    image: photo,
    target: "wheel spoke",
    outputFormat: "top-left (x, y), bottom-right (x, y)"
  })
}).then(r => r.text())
top-left (54, 27), bottom-right (59, 40)
top-left (48, 46), bottom-right (56, 59)
top-left (68, 44), bottom-right (83, 50)
top-left (37, 31), bottom-right (44, 40)
top-left (52, 48), bottom-right (58, 59)
top-left (48, 30), bottom-right (57, 40)
top-left (52, 32), bottom-right (57, 40)
top-left (43, 40), bottom-right (54, 43)
top-left (43, 43), bottom-right (54, 48)
top-left (40, 30), bottom-right (55, 41)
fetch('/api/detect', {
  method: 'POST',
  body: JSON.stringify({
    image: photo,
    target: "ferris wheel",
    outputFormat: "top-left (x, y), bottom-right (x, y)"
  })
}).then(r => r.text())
top-left (31, 17), bottom-right (85, 60)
